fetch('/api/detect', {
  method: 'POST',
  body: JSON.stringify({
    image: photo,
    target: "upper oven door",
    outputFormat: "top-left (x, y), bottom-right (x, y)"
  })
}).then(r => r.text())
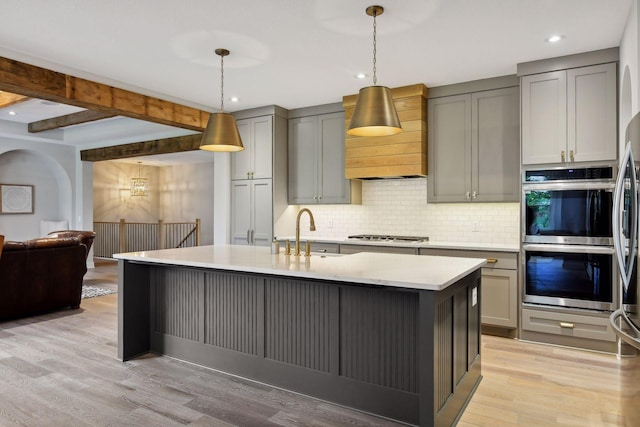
top-left (523, 181), bottom-right (614, 245)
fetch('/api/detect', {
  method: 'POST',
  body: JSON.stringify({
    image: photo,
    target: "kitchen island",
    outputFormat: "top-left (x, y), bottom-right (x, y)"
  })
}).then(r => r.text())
top-left (114, 245), bottom-right (485, 427)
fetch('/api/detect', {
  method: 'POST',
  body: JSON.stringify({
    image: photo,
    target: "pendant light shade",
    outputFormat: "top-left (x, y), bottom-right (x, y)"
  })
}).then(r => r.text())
top-left (200, 112), bottom-right (244, 152)
top-left (199, 48), bottom-right (244, 152)
top-left (347, 5), bottom-right (402, 137)
top-left (348, 85), bottom-right (401, 136)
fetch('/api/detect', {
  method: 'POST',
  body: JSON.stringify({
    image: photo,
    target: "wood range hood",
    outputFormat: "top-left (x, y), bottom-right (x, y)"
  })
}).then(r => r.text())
top-left (343, 83), bottom-right (427, 179)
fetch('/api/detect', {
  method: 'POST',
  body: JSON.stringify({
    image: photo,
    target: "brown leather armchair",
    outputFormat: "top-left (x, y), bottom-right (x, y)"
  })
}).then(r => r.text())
top-left (0, 236), bottom-right (88, 321)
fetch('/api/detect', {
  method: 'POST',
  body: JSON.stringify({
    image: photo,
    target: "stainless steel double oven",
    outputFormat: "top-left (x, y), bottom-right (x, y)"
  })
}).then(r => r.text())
top-left (522, 166), bottom-right (624, 311)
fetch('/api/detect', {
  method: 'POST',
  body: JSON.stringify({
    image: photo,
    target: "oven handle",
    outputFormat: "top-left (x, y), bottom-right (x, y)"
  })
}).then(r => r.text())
top-left (523, 182), bottom-right (615, 191)
top-left (522, 243), bottom-right (615, 254)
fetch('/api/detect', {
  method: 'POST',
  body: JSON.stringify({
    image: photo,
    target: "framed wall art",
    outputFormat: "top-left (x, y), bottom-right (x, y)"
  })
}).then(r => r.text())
top-left (1, 184), bottom-right (34, 214)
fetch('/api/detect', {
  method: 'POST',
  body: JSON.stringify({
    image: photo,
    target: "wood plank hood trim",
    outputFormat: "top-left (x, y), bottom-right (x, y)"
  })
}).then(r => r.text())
top-left (343, 83), bottom-right (428, 179)
top-left (0, 56), bottom-right (209, 132)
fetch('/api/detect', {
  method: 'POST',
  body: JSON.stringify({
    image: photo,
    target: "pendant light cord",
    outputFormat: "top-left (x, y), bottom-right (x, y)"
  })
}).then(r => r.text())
top-left (220, 53), bottom-right (225, 113)
top-left (372, 10), bottom-right (377, 85)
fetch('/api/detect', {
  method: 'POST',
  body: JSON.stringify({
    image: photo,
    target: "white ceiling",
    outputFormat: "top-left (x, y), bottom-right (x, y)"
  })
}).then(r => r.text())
top-left (0, 0), bottom-right (633, 164)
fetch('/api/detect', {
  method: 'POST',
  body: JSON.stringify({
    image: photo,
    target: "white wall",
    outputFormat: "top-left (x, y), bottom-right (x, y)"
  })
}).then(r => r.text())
top-left (285, 178), bottom-right (520, 245)
top-left (159, 162), bottom-right (215, 245)
top-left (93, 161), bottom-right (215, 245)
top-left (0, 141), bottom-right (79, 241)
top-left (93, 161), bottom-right (159, 222)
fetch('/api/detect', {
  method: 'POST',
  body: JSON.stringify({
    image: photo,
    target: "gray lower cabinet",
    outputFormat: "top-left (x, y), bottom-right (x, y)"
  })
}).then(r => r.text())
top-left (479, 267), bottom-right (517, 328)
top-left (288, 111), bottom-right (353, 204)
top-left (231, 179), bottom-right (272, 246)
top-left (427, 86), bottom-right (519, 203)
top-left (419, 248), bottom-right (519, 329)
top-left (521, 62), bottom-right (617, 165)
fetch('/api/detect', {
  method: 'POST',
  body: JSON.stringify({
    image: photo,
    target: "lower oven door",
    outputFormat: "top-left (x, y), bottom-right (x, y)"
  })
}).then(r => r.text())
top-left (523, 244), bottom-right (617, 311)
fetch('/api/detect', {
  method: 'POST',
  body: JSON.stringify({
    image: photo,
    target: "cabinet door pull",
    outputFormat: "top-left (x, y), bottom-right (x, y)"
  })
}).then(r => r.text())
top-left (486, 258), bottom-right (498, 264)
top-left (559, 322), bottom-right (575, 329)
top-left (561, 150), bottom-right (566, 162)
top-left (472, 191), bottom-right (477, 200)
top-left (466, 192), bottom-right (471, 200)
top-left (569, 150), bottom-right (575, 162)
top-left (246, 230), bottom-right (251, 244)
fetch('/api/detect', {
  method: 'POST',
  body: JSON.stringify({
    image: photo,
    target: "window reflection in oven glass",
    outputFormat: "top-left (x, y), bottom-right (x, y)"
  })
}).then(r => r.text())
top-left (525, 251), bottom-right (613, 303)
top-left (525, 190), bottom-right (612, 237)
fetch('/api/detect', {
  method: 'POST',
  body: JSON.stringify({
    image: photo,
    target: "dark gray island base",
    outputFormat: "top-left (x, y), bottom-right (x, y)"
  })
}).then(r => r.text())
top-left (117, 253), bottom-right (482, 427)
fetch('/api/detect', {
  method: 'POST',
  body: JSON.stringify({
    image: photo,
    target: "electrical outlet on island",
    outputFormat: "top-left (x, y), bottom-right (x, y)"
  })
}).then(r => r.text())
top-left (472, 222), bottom-right (479, 232)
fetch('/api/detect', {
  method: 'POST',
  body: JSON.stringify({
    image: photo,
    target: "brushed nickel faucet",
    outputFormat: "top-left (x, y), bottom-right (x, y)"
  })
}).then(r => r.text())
top-left (295, 208), bottom-right (316, 256)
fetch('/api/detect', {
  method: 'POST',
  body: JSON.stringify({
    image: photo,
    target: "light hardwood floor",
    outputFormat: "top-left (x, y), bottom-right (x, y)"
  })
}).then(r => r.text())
top-left (0, 259), bottom-right (638, 426)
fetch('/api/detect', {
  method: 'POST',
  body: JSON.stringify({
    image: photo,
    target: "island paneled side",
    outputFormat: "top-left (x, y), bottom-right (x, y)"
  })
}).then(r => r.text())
top-left (118, 260), bottom-right (482, 427)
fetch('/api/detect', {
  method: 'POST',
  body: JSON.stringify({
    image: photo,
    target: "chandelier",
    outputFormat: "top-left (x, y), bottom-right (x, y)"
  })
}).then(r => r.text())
top-left (130, 161), bottom-right (148, 197)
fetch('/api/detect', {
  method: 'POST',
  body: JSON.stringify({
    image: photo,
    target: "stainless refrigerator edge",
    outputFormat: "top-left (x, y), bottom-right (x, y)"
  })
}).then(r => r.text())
top-left (611, 112), bottom-right (640, 352)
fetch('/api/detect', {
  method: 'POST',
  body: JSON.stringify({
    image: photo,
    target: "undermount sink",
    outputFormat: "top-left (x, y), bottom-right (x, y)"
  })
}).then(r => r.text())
top-left (311, 252), bottom-right (343, 258)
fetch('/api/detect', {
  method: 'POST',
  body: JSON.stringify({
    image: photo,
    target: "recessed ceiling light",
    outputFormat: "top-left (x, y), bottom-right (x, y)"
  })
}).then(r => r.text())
top-left (355, 73), bottom-right (367, 79)
top-left (230, 96), bottom-right (239, 103)
top-left (8, 111), bottom-right (16, 115)
top-left (546, 35), bottom-right (563, 43)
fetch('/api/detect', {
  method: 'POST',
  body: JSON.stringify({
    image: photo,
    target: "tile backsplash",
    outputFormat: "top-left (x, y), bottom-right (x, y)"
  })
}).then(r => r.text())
top-left (291, 178), bottom-right (520, 244)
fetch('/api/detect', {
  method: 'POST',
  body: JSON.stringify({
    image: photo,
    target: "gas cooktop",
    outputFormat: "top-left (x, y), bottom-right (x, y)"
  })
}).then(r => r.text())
top-left (347, 234), bottom-right (430, 243)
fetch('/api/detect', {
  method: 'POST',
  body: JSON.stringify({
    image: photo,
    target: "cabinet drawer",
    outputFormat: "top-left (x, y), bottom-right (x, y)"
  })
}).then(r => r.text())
top-left (522, 308), bottom-right (616, 342)
top-left (418, 248), bottom-right (464, 258)
top-left (465, 251), bottom-right (517, 270)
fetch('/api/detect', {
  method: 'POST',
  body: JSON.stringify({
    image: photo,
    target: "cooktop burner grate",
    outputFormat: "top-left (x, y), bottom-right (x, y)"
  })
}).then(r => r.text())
top-left (347, 234), bottom-right (429, 243)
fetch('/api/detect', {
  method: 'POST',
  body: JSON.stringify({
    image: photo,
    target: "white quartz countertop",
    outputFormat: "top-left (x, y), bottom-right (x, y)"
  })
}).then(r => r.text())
top-left (281, 236), bottom-right (520, 252)
top-left (113, 245), bottom-right (486, 291)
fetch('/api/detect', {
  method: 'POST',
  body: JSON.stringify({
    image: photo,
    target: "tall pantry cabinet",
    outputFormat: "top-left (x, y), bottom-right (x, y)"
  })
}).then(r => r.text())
top-left (230, 106), bottom-right (288, 246)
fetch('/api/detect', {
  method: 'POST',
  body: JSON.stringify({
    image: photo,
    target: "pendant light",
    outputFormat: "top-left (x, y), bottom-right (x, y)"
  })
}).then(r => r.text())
top-left (199, 48), bottom-right (244, 152)
top-left (130, 161), bottom-right (149, 197)
top-left (347, 5), bottom-right (402, 137)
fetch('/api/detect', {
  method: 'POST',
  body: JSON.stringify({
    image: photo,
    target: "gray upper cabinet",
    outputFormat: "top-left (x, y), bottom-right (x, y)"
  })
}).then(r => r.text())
top-left (232, 115), bottom-right (274, 180)
top-left (428, 86), bottom-right (520, 203)
top-left (521, 62), bottom-right (617, 165)
top-left (288, 111), bottom-right (352, 204)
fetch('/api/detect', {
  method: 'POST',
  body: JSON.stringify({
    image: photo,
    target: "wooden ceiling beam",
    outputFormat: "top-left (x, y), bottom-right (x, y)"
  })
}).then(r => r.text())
top-left (80, 133), bottom-right (203, 162)
top-left (0, 91), bottom-right (29, 109)
top-left (28, 110), bottom-right (116, 133)
top-left (0, 56), bottom-right (209, 132)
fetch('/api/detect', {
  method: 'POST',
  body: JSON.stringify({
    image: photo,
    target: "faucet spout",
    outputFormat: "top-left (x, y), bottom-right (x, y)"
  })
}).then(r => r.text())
top-left (295, 208), bottom-right (316, 256)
